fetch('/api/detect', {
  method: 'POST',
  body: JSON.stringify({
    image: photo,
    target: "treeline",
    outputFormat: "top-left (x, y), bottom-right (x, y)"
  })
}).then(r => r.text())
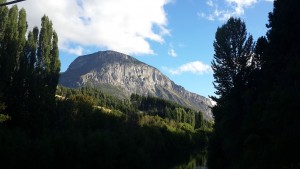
top-left (56, 86), bottom-right (212, 132)
top-left (56, 85), bottom-right (136, 114)
top-left (130, 94), bottom-right (211, 130)
top-left (208, 0), bottom-right (300, 169)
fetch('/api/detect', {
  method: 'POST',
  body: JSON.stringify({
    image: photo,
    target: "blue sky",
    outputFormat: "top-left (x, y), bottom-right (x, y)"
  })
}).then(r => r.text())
top-left (18, 0), bottom-right (273, 98)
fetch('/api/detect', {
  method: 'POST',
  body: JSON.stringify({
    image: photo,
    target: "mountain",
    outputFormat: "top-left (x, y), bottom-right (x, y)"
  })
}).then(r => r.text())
top-left (59, 50), bottom-right (213, 120)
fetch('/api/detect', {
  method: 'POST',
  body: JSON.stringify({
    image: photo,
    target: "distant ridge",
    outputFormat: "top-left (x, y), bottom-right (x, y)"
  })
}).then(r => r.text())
top-left (59, 50), bottom-right (213, 120)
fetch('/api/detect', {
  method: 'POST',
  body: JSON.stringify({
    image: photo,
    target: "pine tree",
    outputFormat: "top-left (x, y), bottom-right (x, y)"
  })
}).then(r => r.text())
top-left (208, 1), bottom-right (300, 168)
top-left (253, 36), bottom-right (268, 69)
top-left (208, 17), bottom-right (255, 169)
top-left (211, 17), bottom-right (254, 98)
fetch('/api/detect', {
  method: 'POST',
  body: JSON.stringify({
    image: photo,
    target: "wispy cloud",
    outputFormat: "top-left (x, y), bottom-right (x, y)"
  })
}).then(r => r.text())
top-left (18, 0), bottom-right (171, 55)
top-left (168, 49), bottom-right (177, 57)
top-left (163, 61), bottom-right (212, 75)
top-left (200, 0), bottom-right (261, 21)
top-left (206, 0), bottom-right (214, 7)
top-left (62, 46), bottom-right (84, 56)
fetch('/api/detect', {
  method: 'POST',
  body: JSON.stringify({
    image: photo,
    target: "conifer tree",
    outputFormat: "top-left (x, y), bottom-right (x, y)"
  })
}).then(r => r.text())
top-left (211, 18), bottom-right (254, 98)
top-left (208, 1), bottom-right (300, 168)
top-left (208, 18), bottom-right (255, 169)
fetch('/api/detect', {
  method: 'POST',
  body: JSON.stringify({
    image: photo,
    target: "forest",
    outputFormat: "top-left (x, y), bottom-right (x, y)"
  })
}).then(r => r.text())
top-left (0, 3), bottom-right (211, 168)
top-left (1, 0), bottom-right (299, 168)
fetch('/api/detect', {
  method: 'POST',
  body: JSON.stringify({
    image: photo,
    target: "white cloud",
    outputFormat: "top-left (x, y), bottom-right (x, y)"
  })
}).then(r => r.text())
top-left (164, 61), bottom-right (212, 75)
top-left (199, 7), bottom-right (233, 21)
top-left (226, 0), bottom-right (258, 15)
top-left (206, 0), bottom-right (214, 7)
top-left (18, 0), bottom-right (170, 55)
top-left (168, 49), bottom-right (177, 57)
top-left (200, 0), bottom-right (259, 21)
top-left (63, 46), bottom-right (84, 56)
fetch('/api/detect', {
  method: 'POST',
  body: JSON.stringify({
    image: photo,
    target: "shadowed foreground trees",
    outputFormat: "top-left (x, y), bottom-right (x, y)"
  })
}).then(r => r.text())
top-left (208, 17), bottom-right (255, 169)
top-left (0, 85), bottom-right (212, 169)
top-left (208, 0), bottom-right (300, 168)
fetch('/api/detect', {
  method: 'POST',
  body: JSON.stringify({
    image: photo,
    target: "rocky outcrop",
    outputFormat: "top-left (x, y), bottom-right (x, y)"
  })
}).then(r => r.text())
top-left (60, 50), bottom-right (213, 120)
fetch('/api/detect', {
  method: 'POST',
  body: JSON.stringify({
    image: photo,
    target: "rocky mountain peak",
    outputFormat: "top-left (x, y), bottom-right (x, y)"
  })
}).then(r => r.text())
top-left (60, 50), bottom-right (214, 120)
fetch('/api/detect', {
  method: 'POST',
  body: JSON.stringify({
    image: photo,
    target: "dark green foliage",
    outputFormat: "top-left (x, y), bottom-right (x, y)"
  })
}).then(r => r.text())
top-left (57, 87), bottom-right (212, 131)
top-left (0, 5), bottom-right (60, 131)
top-left (208, 1), bottom-right (300, 168)
top-left (130, 93), bottom-right (207, 129)
top-left (57, 85), bottom-right (137, 114)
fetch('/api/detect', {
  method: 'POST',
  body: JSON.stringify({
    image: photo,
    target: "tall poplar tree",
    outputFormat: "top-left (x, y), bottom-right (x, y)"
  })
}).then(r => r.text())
top-left (0, 0), bottom-right (9, 112)
top-left (11, 8), bottom-right (27, 123)
top-left (0, 4), bottom-right (60, 130)
top-left (24, 15), bottom-right (60, 130)
top-left (1, 6), bottom-right (19, 89)
top-left (0, 5), bottom-right (21, 121)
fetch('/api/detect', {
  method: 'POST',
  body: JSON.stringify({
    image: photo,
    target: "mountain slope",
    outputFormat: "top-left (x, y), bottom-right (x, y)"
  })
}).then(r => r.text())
top-left (59, 50), bottom-right (213, 120)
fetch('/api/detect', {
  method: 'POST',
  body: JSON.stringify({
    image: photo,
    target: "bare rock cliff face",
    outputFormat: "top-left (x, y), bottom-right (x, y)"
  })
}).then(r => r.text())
top-left (59, 50), bottom-right (213, 120)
